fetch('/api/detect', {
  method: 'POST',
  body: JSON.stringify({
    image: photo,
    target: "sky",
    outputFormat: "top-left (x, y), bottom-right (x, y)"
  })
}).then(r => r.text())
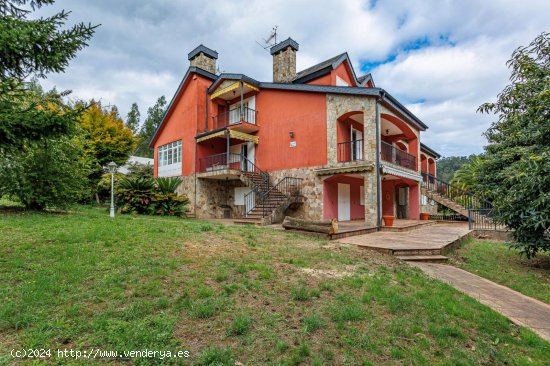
top-left (36, 0), bottom-right (550, 157)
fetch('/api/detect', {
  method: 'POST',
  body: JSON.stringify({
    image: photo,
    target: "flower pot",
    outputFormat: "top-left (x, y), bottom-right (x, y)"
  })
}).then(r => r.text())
top-left (382, 215), bottom-right (394, 227)
top-left (420, 213), bottom-right (430, 221)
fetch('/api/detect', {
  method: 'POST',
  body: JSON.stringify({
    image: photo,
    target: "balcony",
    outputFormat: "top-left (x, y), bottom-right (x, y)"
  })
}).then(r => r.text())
top-left (212, 107), bottom-right (258, 133)
top-left (381, 141), bottom-right (417, 171)
top-left (337, 139), bottom-right (363, 163)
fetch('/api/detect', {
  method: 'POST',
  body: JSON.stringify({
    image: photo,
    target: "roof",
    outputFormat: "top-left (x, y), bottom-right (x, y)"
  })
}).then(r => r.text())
top-left (420, 143), bottom-right (441, 159)
top-left (149, 66), bottom-right (217, 147)
top-left (270, 37), bottom-right (299, 55)
top-left (293, 53), bottom-right (346, 83)
top-left (208, 73), bottom-right (261, 93)
top-left (357, 73), bottom-right (375, 87)
top-left (188, 44), bottom-right (218, 60)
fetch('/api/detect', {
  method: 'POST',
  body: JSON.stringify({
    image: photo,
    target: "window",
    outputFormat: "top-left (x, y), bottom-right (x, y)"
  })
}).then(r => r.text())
top-left (158, 140), bottom-right (182, 167)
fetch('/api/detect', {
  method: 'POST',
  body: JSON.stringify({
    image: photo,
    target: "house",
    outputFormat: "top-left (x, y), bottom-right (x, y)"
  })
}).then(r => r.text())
top-left (118, 156), bottom-right (154, 174)
top-left (149, 38), bottom-right (441, 226)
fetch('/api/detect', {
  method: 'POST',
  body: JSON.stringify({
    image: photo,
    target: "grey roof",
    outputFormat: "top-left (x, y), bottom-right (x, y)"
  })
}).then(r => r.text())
top-left (293, 53), bottom-right (346, 83)
top-left (358, 73), bottom-right (375, 87)
top-left (188, 44), bottom-right (218, 60)
top-left (270, 37), bottom-right (299, 55)
top-left (149, 66), bottom-right (217, 147)
top-left (420, 143), bottom-right (441, 159)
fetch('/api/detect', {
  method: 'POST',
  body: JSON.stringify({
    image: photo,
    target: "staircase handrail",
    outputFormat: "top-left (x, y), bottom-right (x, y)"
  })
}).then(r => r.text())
top-left (422, 172), bottom-right (492, 209)
top-left (256, 177), bottom-right (304, 217)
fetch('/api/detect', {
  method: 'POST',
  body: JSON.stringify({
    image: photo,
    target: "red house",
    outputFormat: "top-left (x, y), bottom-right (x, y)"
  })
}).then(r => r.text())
top-left (150, 39), bottom-right (440, 227)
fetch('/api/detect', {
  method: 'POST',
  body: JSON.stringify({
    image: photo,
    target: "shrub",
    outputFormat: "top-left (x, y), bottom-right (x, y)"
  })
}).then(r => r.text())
top-left (116, 176), bottom-right (188, 216)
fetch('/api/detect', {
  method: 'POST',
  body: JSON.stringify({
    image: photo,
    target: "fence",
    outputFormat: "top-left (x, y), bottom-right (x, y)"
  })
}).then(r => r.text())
top-left (468, 208), bottom-right (508, 230)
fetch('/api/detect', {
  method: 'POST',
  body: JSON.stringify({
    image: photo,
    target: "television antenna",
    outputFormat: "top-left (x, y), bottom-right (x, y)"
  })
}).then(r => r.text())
top-left (256, 26), bottom-right (278, 51)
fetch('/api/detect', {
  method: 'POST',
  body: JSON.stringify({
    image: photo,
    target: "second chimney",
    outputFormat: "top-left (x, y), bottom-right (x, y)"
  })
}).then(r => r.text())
top-left (188, 44), bottom-right (218, 74)
top-left (270, 38), bottom-right (299, 83)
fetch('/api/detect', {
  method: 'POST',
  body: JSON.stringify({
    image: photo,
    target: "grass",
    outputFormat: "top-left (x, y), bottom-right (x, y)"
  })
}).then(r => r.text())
top-left (452, 239), bottom-right (550, 304)
top-left (0, 207), bottom-right (549, 365)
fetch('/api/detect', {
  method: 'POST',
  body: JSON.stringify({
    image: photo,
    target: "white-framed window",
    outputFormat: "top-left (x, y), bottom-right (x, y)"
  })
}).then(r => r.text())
top-left (158, 140), bottom-right (182, 177)
top-left (158, 140), bottom-right (181, 167)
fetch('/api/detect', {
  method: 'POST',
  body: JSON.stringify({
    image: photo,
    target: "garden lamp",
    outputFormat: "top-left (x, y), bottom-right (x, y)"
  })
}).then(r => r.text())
top-left (107, 161), bottom-right (117, 218)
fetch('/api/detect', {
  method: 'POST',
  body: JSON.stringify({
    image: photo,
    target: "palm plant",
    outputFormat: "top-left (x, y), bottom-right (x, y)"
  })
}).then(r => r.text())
top-left (155, 177), bottom-right (183, 195)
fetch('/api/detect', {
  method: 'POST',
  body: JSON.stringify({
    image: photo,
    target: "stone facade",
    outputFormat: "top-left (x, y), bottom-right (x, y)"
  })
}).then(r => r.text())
top-left (326, 94), bottom-right (380, 227)
top-left (190, 52), bottom-right (216, 74)
top-left (177, 175), bottom-right (248, 219)
top-left (272, 47), bottom-right (297, 83)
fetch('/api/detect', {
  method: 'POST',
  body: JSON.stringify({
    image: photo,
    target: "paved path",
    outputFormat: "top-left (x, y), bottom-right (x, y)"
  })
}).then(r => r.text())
top-left (412, 262), bottom-right (550, 341)
top-left (338, 223), bottom-right (470, 253)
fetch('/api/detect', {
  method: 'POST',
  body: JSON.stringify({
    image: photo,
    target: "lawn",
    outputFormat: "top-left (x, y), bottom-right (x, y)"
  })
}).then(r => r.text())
top-left (452, 239), bottom-right (550, 304)
top-left (0, 207), bottom-right (549, 365)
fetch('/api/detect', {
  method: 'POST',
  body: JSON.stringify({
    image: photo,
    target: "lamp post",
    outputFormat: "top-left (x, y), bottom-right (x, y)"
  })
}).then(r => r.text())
top-left (107, 161), bottom-right (118, 218)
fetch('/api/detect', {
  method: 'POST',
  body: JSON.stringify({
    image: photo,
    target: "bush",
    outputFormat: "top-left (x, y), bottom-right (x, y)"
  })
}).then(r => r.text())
top-left (116, 176), bottom-right (188, 216)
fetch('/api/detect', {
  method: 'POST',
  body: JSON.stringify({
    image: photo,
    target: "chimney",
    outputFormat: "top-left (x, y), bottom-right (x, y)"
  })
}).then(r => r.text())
top-left (270, 38), bottom-right (299, 83)
top-left (188, 44), bottom-right (218, 74)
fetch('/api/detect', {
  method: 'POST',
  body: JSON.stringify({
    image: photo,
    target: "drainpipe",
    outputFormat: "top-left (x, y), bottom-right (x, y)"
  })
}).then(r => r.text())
top-left (194, 138), bottom-right (198, 215)
top-left (375, 96), bottom-right (382, 230)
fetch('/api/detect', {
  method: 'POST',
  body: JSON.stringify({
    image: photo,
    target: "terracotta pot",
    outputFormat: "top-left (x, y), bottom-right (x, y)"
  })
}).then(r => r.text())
top-left (382, 215), bottom-right (394, 227)
top-left (420, 213), bottom-right (430, 220)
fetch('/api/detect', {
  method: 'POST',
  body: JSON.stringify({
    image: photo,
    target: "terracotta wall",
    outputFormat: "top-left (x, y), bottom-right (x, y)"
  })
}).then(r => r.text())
top-left (254, 89), bottom-right (327, 171)
top-left (323, 175), bottom-right (365, 220)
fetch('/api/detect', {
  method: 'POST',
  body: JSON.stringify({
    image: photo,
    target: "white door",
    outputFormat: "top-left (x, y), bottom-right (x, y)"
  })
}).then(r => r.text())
top-left (337, 183), bottom-right (351, 221)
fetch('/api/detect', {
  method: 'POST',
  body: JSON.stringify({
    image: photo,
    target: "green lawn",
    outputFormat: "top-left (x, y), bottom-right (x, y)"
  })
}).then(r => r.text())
top-left (452, 239), bottom-right (550, 304)
top-left (1, 207), bottom-right (549, 365)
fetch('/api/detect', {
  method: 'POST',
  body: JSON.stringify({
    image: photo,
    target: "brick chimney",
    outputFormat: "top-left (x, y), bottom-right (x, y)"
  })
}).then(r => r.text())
top-left (188, 44), bottom-right (218, 74)
top-left (270, 38), bottom-right (299, 83)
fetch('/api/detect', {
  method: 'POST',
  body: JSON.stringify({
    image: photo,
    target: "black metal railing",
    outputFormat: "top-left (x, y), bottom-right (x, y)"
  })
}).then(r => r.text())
top-left (198, 153), bottom-right (242, 173)
top-left (380, 141), bottom-right (417, 170)
top-left (428, 213), bottom-right (468, 221)
top-left (468, 209), bottom-right (507, 230)
top-left (245, 177), bottom-right (303, 217)
top-left (338, 139), bottom-right (363, 162)
top-left (422, 172), bottom-right (492, 210)
top-left (212, 107), bottom-right (257, 129)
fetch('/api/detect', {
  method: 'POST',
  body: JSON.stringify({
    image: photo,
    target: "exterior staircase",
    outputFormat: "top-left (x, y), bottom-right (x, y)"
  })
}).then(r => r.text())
top-left (421, 173), bottom-right (492, 224)
top-left (233, 157), bottom-right (304, 225)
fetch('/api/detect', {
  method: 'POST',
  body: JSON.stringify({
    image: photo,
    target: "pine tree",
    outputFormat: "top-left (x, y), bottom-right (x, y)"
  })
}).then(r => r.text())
top-left (125, 102), bottom-right (140, 134)
top-left (135, 96), bottom-right (167, 158)
top-left (0, 0), bottom-right (97, 148)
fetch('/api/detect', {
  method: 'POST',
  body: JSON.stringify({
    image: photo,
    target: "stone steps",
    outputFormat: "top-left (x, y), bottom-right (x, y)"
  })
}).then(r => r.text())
top-left (396, 255), bottom-right (449, 263)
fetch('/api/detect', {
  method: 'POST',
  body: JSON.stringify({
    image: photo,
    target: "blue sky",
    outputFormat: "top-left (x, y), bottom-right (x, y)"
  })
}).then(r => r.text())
top-left (36, 0), bottom-right (550, 157)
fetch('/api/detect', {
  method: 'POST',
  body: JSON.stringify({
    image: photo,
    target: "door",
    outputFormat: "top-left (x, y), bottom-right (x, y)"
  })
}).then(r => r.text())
top-left (396, 186), bottom-right (409, 219)
top-left (350, 127), bottom-right (363, 161)
top-left (337, 183), bottom-right (351, 221)
top-left (240, 144), bottom-right (248, 171)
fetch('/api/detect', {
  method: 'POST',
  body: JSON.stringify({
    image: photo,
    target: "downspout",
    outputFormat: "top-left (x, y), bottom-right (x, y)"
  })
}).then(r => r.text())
top-left (194, 137), bottom-right (198, 216)
top-left (375, 95), bottom-right (382, 230)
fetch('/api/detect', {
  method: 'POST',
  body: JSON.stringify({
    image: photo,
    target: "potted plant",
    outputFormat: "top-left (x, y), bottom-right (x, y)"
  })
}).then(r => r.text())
top-left (382, 215), bottom-right (394, 227)
top-left (420, 212), bottom-right (430, 220)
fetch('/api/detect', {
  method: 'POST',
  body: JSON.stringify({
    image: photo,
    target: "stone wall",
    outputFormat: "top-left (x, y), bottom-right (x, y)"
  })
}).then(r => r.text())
top-left (190, 52), bottom-right (216, 74)
top-left (177, 175), bottom-right (247, 219)
top-left (272, 47), bottom-right (296, 83)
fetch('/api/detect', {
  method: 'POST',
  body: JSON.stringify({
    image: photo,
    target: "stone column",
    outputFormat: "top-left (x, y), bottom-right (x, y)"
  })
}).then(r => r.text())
top-left (363, 98), bottom-right (380, 227)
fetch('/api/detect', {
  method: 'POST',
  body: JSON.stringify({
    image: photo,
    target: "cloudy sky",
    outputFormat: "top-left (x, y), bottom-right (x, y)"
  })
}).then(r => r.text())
top-left (36, 0), bottom-right (549, 156)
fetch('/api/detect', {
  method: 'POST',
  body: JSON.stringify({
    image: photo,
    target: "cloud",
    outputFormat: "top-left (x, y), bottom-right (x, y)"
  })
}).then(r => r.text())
top-left (34, 0), bottom-right (550, 156)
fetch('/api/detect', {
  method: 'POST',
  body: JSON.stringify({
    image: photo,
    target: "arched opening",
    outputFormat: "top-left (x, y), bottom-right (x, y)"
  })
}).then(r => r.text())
top-left (427, 157), bottom-right (436, 176)
top-left (337, 111), bottom-right (364, 163)
top-left (420, 153), bottom-right (428, 173)
top-left (380, 113), bottom-right (418, 171)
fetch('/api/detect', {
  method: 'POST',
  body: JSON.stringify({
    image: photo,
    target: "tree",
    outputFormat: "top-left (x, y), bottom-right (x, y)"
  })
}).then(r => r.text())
top-left (476, 32), bottom-right (549, 257)
top-left (0, 0), bottom-right (96, 148)
top-left (450, 155), bottom-right (484, 191)
top-left (125, 102), bottom-right (140, 134)
top-left (78, 101), bottom-right (137, 198)
top-left (0, 136), bottom-right (90, 209)
top-left (435, 155), bottom-right (473, 182)
top-left (135, 96), bottom-right (167, 158)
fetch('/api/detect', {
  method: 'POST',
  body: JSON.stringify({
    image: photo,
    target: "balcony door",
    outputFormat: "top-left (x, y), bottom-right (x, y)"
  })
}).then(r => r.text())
top-left (350, 127), bottom-right (363, 161)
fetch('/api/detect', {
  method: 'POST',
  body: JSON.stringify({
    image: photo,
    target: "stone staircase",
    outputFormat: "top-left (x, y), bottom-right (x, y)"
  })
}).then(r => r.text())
top-left (233, 161), bottom-right (304, 226)
top-left (421, 173), bottom-right (492, 221)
